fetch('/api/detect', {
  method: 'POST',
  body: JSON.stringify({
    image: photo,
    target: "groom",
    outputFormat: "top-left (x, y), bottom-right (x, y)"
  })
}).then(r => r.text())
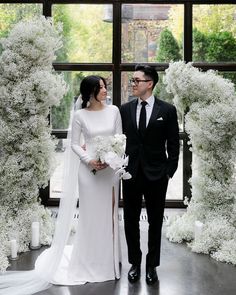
top-left (120, 64), bottom-right (179, 284)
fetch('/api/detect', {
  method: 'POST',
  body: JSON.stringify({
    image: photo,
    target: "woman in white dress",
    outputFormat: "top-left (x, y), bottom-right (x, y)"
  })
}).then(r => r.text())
top-left (63, 75), bottom-right (122, 283)
top-left (0, 75), bottom-right (122, 294)
top-left (49, 75), bottom-right (122, 284)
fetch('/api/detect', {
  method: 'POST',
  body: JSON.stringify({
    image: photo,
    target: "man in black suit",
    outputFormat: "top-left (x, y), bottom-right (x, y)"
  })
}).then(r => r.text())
top-left (120, 64), bottom-right (179, 284)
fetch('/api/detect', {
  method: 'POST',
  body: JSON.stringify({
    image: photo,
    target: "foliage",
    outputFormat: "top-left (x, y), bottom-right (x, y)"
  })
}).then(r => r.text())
top-left (206, 31), bottom-right (236, 62)
top-left (166, 5), bottom-right (184, 42)
top-left (53, 5), bottom-right (72, 62)
top-left (193, 29), bottom-right (236, 86)
top-left (51, 5), bottom-right (74, 130)
top-left (58, 4), bottom-right (112, 63)
top-left (155, 29), bottom-right (181, 107)
top-left (0, 3), bottom-right (41, 48)
top-left (51, 72), bottom-right (84, 129)
top-left (0, 4), bottom-right (113, 130)
top-left (0, 16), bottom-right (67, 270)
top-left (193, 5), bottom-right (236, 37)
top-left (192, 28), bottom-right (209, 62)
top-left (164, 61), bottom-right (236, 265)
top-left (154, 74), bottom-right (175, 106)
top-left (51, 4), bottom-right (113, 128)
top-left (167, 4), bottom-right (236, 45)
top-left (51, 74), bottom-right (73, 129)
top-left (156, 28), bottom-right (181, 62)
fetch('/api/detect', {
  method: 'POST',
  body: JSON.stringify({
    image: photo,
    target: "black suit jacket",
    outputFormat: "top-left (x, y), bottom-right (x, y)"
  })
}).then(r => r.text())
top-left (120, 97), bottom-right (179, 181)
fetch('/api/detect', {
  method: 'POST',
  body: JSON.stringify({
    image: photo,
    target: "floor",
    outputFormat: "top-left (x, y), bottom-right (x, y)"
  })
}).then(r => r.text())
top-left (8, 209), bottom-right (236, 295)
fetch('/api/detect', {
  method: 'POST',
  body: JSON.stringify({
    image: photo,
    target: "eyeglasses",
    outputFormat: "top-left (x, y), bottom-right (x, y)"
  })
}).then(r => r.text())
top-left (129, 78), bottom-right (152, 86)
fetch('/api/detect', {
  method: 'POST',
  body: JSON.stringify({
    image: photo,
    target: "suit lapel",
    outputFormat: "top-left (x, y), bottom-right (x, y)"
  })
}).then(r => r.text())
top-left (130, 98), bottom-right (139, 134)
top-left (129, 97), bottom-right (161, 136)
top-left (147, 97), bottom-right (161, 129)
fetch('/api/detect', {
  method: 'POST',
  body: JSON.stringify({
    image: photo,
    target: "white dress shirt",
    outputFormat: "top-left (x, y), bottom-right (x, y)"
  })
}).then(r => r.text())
top-left (136, 95), bottom-right (155, 128)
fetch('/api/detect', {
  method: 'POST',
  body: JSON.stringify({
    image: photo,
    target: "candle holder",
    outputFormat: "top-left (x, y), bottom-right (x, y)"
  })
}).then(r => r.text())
top-left (29, 219), bottom-right (41, 250)
top-left (8, 231), bottom-right (19, 261)
top-left (29, 244), bottom-right (41, 250)
top-left (194, 220), bottom-right (204, 241)
top-left (9, 249), bottom-right (19, 261)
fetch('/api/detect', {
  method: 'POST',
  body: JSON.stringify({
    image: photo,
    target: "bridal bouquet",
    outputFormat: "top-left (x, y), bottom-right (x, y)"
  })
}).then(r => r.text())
top-left (92, 134), bottom-right (132, 179)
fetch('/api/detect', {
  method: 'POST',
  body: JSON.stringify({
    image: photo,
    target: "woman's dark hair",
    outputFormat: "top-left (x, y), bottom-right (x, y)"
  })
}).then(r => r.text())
top-left (135, 64), bottom-right (159, 89)
top-left (80, 75), bottom-right (107, 108)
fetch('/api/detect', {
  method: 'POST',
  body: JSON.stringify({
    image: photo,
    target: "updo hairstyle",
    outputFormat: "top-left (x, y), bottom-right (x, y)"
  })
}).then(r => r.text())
top-left (80, 75), bottom-right (107, 109)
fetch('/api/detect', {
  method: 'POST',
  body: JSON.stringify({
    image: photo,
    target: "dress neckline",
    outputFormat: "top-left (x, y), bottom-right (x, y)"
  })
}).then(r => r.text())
top-left (84, 105), bottom-right (108, 112)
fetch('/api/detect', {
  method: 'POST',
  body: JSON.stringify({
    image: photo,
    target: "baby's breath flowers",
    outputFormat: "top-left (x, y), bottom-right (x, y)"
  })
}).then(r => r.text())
top-left (0, 16), bottom-right (67, 270)
top-left (164, 61), bottom-right (236, 265)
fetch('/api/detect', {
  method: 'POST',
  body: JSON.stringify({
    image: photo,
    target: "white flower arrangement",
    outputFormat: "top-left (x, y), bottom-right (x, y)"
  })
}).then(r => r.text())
top-left (164, 61), bottom-right (236, 265)
top-left (92, 134), bottom-right (132, 179)
top-left (0, 16), bottom-right (67, 271)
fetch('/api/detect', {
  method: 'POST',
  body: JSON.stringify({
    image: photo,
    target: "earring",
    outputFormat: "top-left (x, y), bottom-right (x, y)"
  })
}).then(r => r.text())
top-left (86, 101), bottom-right (90, 107)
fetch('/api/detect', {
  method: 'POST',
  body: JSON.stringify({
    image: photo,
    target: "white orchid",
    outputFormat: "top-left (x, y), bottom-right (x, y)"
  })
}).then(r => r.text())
top-left (92, 134), bottom-right (131, 179)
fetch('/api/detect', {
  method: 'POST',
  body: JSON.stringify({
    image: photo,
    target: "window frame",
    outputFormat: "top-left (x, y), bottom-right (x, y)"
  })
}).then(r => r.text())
top-left (1, 0), bottom-right (236, 208)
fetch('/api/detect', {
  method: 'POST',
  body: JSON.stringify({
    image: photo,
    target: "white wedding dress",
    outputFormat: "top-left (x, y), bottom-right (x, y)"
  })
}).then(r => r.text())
top-left (36, 104), bottom-right (122, 285)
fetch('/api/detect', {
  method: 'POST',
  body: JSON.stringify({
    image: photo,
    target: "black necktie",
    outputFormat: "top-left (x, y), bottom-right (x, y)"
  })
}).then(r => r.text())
top-left (139, 101), bottom-right (147, 137)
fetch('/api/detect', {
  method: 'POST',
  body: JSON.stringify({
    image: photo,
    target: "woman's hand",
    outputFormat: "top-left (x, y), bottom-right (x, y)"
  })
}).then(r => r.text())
top-left (89, 160), bottom-right (108, 171)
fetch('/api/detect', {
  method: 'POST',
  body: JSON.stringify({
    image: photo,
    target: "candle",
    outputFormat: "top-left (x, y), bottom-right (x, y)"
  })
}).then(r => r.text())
top-left (31, 221), bottom-right (40, 248)
top-left (10, 239), bottom-right (18, 259)
top-left (194, 220), bottom-right (204, 241)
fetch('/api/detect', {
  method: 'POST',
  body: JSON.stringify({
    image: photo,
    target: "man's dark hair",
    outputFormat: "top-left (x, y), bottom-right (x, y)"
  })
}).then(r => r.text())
top-left (135, 64), bottom-right (159, 89)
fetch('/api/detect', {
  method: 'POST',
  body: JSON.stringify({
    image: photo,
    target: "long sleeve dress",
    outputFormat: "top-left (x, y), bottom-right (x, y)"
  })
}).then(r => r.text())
top-left (42, 104), bottom-right (122, 285)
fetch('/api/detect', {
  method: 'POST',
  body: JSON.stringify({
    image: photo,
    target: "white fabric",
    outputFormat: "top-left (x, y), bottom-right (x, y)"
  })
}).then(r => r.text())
top-left (0, 104), bottom-right (122, 294)
top-left (136, 95), bottom-right (155, 127)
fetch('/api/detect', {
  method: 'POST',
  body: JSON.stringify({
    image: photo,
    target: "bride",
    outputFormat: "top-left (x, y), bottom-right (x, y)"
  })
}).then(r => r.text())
top-left (0, 75), bottom-right (122, 294)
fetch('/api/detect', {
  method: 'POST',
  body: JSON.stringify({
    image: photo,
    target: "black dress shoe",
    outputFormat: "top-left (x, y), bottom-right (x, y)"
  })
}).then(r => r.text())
top-left (128, 265), bottom-right (140, 283)
top-left (146, 266), bottom-right (158, 285)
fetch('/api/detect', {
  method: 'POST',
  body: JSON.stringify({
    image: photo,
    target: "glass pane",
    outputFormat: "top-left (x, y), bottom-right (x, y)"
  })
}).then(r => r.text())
top-left (193, 5), bottom-right (236, 62)
top-left (166, 143), bottom-right (183, 200)
top-left (219, 72), bottom-right (236, 91)
top-left (52, 4), bottom-right (112, 63)
top-left (119, 143), bottom-right (183, 201)
top-left (51, 71), bottom-right (113, 130)
top-left (121, 72), bottom-right (183, 130)
top-left (50, 138), bottom-right (67, 199)
top-left (121, 4), bottom-right (183, 63)
top-left (0, 4), bottom-right (42, 39)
